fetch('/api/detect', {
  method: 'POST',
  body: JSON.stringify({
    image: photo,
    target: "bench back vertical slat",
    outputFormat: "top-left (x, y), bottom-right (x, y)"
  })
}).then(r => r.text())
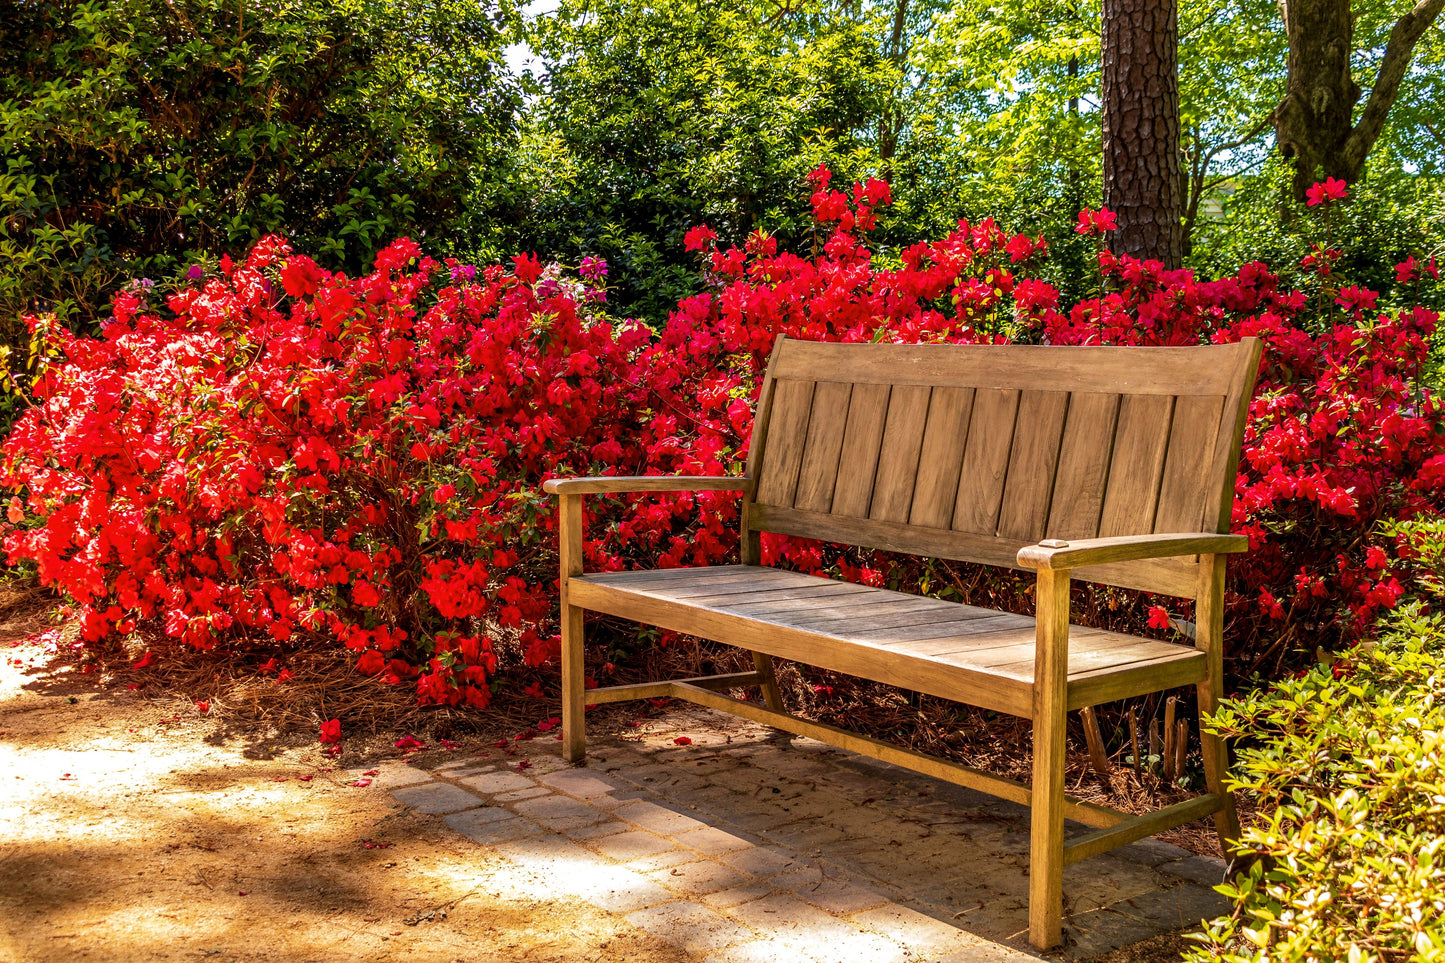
top-left (869, 385), bottom-right (932, 522)
top-left (830, 383), bottom-right (892, 517)
top-left (1046, 392), bottom-right (1121, 539)
top-left (794, 381), bottom-right (854, 513)
top-left (1155, 394), bottom-right (1228, 533)
top-left (995, 390), bottom-right (1071, 541)
top-left (908, 387), bottom-right (976, 529)
top-left (1098, 394), bottom-right (1177, 537)
top-left (753, 379), bottom-right (816, 508)
top-left (951, 388), bottom-right (1021, 534)
top-left (744, 339), bottom-right (1262, 597)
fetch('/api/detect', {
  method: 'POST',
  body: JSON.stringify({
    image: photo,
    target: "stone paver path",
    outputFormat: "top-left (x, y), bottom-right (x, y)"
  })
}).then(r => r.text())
top-left (359, 708), bottom-right (1228, 960)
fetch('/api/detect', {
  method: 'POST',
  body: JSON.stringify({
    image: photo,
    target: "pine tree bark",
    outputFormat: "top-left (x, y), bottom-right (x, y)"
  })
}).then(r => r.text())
top-left (1101, 0), bottom-right (1182, 269)
top-left (1275, 0), bottom-right (1445, 201)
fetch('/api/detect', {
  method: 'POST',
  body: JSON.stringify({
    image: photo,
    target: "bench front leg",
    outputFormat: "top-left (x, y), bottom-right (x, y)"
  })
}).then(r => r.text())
top-left (1030, 567), bottom-right (1071, 950)
top-left (559, 493), bottom-right (587, 764)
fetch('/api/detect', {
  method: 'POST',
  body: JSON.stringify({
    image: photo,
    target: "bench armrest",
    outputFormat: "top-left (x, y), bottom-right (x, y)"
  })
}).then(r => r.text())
top-left (543, 475), bottom-right (752, 496)
top-left (1016, 532), bottom-right (1248, 571)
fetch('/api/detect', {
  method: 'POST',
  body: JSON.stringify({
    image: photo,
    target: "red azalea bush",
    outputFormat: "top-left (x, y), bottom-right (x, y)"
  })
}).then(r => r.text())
top-left (2, 165), bottom-right (1441, 704)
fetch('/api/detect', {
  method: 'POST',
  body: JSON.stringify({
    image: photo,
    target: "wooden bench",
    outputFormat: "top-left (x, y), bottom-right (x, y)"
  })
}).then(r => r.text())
top-left (543, 336), bottom-right (1262, 949)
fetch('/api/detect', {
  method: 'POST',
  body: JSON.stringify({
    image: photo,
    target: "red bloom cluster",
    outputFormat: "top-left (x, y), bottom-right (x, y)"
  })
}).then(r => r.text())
top-left (2, 175), bottom-right (1440, 696)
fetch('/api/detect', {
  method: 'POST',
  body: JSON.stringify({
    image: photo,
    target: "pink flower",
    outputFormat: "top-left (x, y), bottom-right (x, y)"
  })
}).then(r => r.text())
top-left (1305, 177), bottom-right (1348, 206)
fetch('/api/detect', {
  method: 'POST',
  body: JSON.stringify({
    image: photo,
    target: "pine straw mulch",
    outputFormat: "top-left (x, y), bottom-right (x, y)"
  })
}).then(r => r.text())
top-left (2, 578), bottom-right (1249, 858)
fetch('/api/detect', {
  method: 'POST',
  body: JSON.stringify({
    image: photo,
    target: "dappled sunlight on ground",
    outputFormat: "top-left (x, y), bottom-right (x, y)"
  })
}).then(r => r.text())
top-left (0, 633), bottom-right (691, 963)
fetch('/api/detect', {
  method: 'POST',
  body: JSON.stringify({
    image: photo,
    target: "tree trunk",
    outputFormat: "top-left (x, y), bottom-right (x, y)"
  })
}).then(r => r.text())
top-left (878, 0), bottom-right (910, 181)
top-left (1275, 0), bottom-right (1445, 201)
top-left (1101, 0), bottom-right (1183, 268)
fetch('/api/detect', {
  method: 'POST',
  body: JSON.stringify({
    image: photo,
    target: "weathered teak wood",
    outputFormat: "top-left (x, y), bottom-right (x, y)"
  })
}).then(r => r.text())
top-left (544, 336), bottom-right (1263, 951)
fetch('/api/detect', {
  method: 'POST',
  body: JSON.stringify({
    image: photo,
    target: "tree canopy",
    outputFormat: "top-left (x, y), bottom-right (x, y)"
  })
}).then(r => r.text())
top-left (0, 0), bottom-right (521, 334)
top-left (1, 0), bottom-right (1440, 330)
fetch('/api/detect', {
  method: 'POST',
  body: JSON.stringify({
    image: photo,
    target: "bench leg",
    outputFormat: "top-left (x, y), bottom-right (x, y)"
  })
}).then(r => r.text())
top-left (751, 652), bottom-right (784, 712)
top-left (559, 493), bottom-right (586, 764)
top-left (1195, 555), bottom-right (1242, 856)
top-left (1029, 568), bottom-right (1069, 950)
top-left (1196, 685), bottom-right (1241, 854)
top-left (561, 599), bottom-right (586, 763)
top-left (1029, 703), bottom-right (1067, 949)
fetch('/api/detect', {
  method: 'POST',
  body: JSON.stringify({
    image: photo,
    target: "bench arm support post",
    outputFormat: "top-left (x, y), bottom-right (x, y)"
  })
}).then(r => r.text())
top-left (1030, 566), bottom-right (1071, 949)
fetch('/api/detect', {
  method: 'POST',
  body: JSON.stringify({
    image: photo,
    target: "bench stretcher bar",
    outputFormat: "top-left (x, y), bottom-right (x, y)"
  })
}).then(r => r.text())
top-left (584, 675), bottom-right (1222, 853)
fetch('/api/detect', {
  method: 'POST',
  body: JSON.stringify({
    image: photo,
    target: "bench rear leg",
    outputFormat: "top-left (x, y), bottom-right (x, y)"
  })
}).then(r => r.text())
top-left (1196, 555), bottom-right (1242, 855)
top-left (751, 652), bottom-right (785, 712)
top-left (1196, 683), bottom-right (1241, 852)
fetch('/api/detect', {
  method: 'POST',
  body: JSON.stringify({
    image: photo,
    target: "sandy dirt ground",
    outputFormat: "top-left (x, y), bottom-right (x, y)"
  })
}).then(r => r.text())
top-left (0, 598), bottom-right (1201, 963)
top-left (0, 617), bottom-right (692, 963)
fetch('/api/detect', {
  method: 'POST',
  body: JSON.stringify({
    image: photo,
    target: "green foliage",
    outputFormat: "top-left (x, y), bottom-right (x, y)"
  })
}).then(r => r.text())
top-left (1191, 584), bottom-right (1445, 959)
top-left (1189, 158), bottom-right (1445, 302)
top-left (0, 0), bottom-right (521, 338)
top-left (504, 0), bottom-right (898, 319)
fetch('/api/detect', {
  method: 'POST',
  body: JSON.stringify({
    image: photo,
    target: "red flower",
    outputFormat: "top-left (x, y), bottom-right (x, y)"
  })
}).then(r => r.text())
top-left (512, 253), bottom-right (543, 284)
top-left (280, 256), bottom-right (328, 298)
top-left (394, 735), bottom-right (425, 750)
top-left (133, 651), bottom-right (155, 669)
top-left (195, 701), bottom-right (210, 714)
top-left (1396, 256), bottom-right (1418, 285)
top-left (1074, 208), bottom-right (1117, 235)
top-left (1147, 606), bottom-right (1171, 630)
top-left (684, 225), bottom-right (718, 252)
top-left (1334, 285), bottom-right (1378, 314)
top-left (319, 719), bottom-right (343, 745)
top-left (1305, 177), bottom-right (1348, 206)
top-left (673, 736), bottom-right (692, 746)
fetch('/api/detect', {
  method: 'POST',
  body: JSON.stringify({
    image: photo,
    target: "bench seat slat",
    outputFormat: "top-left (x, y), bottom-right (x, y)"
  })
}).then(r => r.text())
top-left (569, 566), bottom-right (1206, 718)
top-left (678, 583), bottom-right (876, 605)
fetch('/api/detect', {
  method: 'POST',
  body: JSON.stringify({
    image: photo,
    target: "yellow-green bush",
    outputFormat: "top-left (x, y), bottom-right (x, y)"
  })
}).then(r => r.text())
top-left (1191, 597), bottom-right (1445, 960)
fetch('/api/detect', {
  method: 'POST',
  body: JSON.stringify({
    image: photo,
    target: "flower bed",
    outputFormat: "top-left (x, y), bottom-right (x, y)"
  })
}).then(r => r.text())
top-left (1, 170), bottom-right (1440, 708)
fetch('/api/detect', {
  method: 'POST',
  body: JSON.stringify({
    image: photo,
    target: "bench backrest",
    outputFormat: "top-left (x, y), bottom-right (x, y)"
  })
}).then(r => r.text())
top-left (743, 338), bottom-right (1262, 597)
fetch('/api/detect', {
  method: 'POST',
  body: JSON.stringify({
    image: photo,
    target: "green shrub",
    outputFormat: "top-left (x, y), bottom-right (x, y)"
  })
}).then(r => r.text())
top-left (0, 0), bottom-right (520, 340)
top-left (1191, 589), bottom-right (1445, 959)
